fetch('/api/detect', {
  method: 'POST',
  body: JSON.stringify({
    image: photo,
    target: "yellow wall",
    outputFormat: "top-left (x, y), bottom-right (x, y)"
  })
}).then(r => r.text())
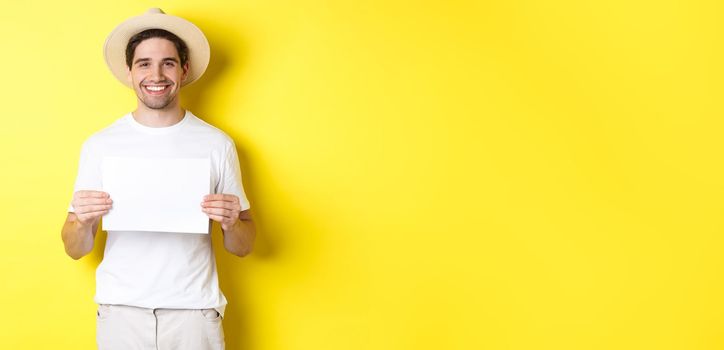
top-left (2, 0), bottom-right (724, 349)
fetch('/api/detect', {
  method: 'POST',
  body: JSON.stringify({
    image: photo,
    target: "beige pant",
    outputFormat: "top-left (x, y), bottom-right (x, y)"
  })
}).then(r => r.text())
top-left (96, 304), bottom-right (225, 350)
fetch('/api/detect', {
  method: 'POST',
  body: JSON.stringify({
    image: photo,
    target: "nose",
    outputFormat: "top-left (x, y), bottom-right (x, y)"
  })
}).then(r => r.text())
top-left (149, 64), bottom-right (163, 82)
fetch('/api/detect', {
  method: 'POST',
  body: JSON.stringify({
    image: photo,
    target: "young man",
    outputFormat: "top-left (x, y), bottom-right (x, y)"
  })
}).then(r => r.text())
top-left (60, 8), bottom-right (255, 349)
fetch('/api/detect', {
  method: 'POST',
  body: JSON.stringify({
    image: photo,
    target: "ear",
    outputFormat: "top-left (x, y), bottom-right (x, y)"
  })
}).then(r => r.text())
top-left (126, 65), bottom-right (132, 84)
top-left (181, 62), bottom-right (190, 82)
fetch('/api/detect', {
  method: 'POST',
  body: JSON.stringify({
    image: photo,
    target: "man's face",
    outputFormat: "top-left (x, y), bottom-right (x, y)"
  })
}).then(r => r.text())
top-left (126, 37), bottom-right (189, 110)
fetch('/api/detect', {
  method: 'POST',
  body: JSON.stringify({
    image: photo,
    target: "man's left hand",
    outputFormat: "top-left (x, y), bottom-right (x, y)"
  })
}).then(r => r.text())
top-left (201, 194), bottom-right (242, 231)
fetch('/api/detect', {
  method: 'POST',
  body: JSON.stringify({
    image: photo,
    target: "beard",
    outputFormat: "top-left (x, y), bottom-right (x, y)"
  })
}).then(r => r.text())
top-left (135, 81), bottom-right (177, 110)
top-left (140, 93), bottom-right (175, 109)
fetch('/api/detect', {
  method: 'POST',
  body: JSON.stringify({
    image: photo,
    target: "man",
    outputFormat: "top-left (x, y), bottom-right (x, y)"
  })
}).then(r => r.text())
top-left (60, 8), bottom-right (255, 350)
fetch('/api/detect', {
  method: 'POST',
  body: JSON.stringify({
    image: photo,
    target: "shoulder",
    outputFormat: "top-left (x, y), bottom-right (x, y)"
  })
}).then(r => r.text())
top-left (78, 114), bottom-right (130, 152)
top-left (184, 112), bottom-right (238, 150)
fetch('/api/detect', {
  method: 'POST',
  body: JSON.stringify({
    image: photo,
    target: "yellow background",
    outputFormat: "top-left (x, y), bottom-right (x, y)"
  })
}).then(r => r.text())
top-left (1, 0), bottom-right (724, 349)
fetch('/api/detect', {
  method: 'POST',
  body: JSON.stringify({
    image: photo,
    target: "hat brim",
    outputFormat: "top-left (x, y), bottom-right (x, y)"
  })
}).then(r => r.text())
top-left (104, 12), bottom-right (210, 87)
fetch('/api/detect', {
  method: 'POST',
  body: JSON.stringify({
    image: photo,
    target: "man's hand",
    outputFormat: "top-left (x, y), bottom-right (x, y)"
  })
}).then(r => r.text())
top-left (62, 190), bottom-right (111, 259)
top-left (72, 190), bottom-right (113, 226)
top-left (201, 193), bottom-right (255, 256)
top-left (201, 194), bottom-right (242, 231)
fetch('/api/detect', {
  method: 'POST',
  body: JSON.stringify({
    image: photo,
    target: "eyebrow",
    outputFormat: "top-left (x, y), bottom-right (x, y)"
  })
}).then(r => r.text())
top-left (133, 57), bottom-right (180, 65)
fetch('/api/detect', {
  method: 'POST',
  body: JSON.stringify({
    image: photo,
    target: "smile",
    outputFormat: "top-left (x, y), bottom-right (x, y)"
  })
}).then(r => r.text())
top-left (143, 85), bottom-right (170, 94)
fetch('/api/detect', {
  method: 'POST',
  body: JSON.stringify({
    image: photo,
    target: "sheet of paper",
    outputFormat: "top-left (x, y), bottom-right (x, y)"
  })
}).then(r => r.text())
top-left (101, 156), bottom-right (211, 234)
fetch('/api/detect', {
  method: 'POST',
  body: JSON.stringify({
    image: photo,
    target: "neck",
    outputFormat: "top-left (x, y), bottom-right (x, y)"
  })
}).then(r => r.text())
top-left (131, 100), bottom-right (185, 127)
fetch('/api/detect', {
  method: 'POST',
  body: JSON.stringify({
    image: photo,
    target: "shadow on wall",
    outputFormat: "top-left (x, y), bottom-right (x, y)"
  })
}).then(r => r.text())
top-left (180, 16), bottom-right (271, 349)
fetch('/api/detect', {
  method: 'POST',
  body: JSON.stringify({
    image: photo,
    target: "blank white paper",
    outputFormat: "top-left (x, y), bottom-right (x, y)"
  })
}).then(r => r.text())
top-left (101, 156), bottom-right (211, 234)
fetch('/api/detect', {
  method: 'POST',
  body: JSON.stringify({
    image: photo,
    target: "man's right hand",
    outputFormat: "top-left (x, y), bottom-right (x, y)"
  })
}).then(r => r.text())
top-left (71, 190), bottom-right (113, 226)
top-left (62, 190), bottom-right (111, 259)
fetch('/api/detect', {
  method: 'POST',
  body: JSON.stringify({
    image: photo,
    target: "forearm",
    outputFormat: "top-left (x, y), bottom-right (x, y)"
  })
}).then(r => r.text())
top-left (61, 217), bottom-right (96, 260)
top-left (222, 216), bottom-right (256, 257)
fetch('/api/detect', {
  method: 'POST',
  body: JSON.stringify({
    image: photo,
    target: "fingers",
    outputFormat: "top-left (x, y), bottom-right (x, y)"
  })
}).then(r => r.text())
top-left (76, 207), bottom-right (109, 224)
top-left (201, 200), bottom-right (241, 211)
top-left (75, 204), bottom-right (113, 214)
top-left (202, 194), bottom-right (240, 227)
top-left (202, 206), bottom-right (235, 219)
top-left (201, 194), bottom-right (240, 214)
top-left (203, 194), bottom-right (238, 203)
top-left (72, 191), bottom-right (112, 224)
top-left (75, 190), bottom-right (110, 199)
top-left (205, 213), bottom-right (230, 223)
top-left (77, 209), bottom-right (107, 220)
top-left (73, 191), bottom-right (112, 208)
top-left (72, 196), bottom-right (113, 214)
top-left (74, 198), bottom-right (113, 207)
top-left (75, 204), bottom-right (112, 226)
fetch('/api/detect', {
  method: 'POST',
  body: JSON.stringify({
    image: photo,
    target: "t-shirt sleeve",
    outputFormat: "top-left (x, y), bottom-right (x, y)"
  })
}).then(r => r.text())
top-left (218, 141), bottom-right (251, 211)
top-left (68, 140), bottom-right (103, 212)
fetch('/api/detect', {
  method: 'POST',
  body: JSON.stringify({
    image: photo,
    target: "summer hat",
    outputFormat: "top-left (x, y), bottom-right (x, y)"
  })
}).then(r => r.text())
top-left (103, 8), bottom-right (210, 87)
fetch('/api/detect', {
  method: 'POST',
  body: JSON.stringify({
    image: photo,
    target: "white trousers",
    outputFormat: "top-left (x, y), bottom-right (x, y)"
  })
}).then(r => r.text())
top-left (96, 304), bottom-right (225, 350)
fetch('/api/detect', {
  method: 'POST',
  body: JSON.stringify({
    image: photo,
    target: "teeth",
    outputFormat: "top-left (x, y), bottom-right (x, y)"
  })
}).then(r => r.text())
top-left (145, 86), bottom-right (166, 91)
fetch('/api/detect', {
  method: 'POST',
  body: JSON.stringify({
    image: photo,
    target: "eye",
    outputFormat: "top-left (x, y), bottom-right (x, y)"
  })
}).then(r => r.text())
top-left (165, 62), bottom-right (176, 67)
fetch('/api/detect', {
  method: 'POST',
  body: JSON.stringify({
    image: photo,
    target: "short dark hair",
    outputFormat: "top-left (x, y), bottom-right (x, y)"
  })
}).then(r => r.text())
top-left (125, 28), bottom-right (189, 69)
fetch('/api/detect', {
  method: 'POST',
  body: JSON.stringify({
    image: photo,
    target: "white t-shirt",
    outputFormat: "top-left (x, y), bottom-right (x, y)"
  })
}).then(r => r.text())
top-left (68, 110), bottom-right (250, 317)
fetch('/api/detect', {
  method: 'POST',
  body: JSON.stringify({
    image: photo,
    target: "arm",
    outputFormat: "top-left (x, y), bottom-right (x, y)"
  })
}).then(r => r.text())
top-left (61, 190), bottom-right (112, 260)
top-left (61, 212), bottom-right (98, 260)
top-left (202, 194), bottom-right (256, 257)
top-left (221, 209), bottom-right (256, 257)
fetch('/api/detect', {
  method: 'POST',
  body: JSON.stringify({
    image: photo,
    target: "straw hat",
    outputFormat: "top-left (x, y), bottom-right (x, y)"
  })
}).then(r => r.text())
top-left (103, 8), bottom-right (210, 87)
